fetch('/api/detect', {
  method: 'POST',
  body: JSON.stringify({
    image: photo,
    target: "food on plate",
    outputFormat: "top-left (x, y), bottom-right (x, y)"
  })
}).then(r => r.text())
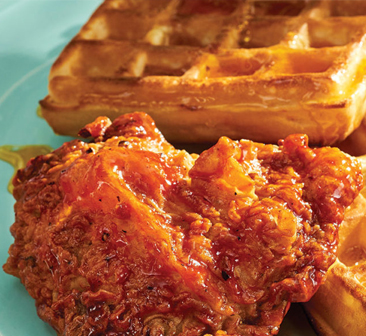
top-left (40, 0), bottom-right (366, 144)
top-left (3, 112), bottom-right (363, 336)
top-left (304, 155), bottom-right (366, 336)
top-left (337, 118), bottom-right (366, 156)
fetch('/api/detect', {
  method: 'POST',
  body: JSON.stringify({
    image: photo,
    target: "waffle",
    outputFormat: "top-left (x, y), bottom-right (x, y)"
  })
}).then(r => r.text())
top-left (40, 0), bottom-right (366, 144)
top-left (304, 155), bottom-right (366, 336)
top-left (337, 117), bottom-right (366, 156)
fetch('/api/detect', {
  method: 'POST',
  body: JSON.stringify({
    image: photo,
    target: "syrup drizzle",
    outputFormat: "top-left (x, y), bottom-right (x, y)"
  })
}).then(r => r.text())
top-left (0, 145), bottom-right (52, 193)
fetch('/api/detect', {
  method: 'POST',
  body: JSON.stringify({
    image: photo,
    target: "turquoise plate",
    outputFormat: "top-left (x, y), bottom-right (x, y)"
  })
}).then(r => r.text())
top-left (0, 1), bottom-right (317, 335)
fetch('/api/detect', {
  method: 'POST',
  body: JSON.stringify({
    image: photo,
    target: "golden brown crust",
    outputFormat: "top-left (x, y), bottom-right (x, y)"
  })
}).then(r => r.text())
top-left (3, 112), bottom-right (363, 336)
top-left (305, 258), bottom-right (366, 336)
top-left (40, 0), bottom-right (366, 144)
top-left (337, 119), bottom-right (366, 156)
top-left (304, 157), bottom-right (366, 336)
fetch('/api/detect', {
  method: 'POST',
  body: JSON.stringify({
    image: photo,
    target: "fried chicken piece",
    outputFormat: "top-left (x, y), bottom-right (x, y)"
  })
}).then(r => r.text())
top-left (3, 112), bottom-right (363, 336)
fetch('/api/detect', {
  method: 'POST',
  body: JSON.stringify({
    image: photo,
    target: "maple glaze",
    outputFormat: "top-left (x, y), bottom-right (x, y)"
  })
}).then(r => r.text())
top-left (3, 113), bottom-right (363, 336)
top-left (0, 145), bottom-right (52, 193)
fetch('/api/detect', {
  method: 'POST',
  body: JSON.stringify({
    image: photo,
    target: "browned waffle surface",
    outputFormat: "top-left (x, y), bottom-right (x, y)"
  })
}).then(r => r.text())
top-left (304, 155), bottom-right (366, 336)
top-left (40, 0), bottom-right (366, 144)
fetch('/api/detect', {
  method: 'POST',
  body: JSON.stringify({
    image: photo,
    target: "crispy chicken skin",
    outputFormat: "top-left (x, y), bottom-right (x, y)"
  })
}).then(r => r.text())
top-left (3, 112), bottom-right (363, 336)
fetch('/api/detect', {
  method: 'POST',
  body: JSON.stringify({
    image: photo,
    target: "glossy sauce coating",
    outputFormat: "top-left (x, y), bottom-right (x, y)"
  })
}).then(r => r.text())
top-left (0, 145), bottom-right (52, 193)
top-left (3, 112), bottom-right (363, 336)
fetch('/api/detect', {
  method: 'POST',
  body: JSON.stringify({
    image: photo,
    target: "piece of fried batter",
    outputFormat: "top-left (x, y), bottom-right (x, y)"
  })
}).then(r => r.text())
top-left (3, 112), bottom-right (363, 336)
